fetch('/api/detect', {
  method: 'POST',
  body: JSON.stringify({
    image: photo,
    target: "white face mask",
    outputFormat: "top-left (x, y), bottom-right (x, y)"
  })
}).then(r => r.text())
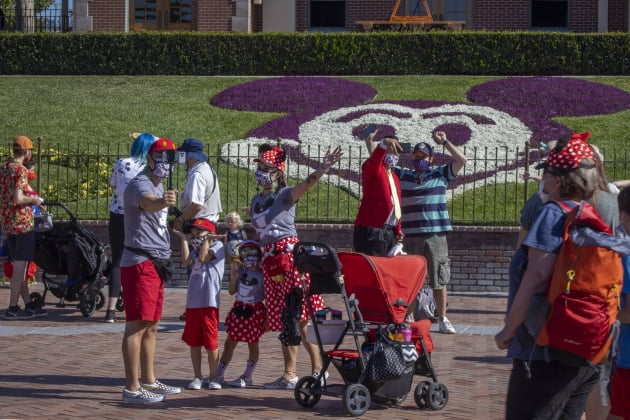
top-left (538, 178), bottom-right (552, 203)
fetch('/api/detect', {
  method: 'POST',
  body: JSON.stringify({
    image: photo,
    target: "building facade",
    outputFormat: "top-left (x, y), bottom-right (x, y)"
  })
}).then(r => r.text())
top-left (84, 0), bottom-right (628, 33)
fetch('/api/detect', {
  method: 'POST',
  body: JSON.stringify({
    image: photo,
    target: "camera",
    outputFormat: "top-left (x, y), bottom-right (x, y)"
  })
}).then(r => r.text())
top-left (360, 124), bottom-right (377, 139)
top-left (160, 150), bottom-right (177, 164)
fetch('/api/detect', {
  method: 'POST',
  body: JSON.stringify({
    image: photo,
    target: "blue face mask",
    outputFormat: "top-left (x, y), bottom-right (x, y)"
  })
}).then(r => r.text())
top-left (413, 159), bottom-right (430, 172)
top-left (150, 160), bottom-right (172, 179)
top-left (255, 169), bottom-right (274, 187)
top-left (383, 153), bottom-right (399, 169)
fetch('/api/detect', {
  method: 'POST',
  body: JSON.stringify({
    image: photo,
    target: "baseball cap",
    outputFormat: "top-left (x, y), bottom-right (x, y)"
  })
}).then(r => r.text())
top-left (413, 142), bottom-right (433, 156)
top-left (149, 138), bottom-right (177, 153)
top-left (13, 136), bottom-right (33, 150)
top-left (184, 218), bottom-right (216, 234)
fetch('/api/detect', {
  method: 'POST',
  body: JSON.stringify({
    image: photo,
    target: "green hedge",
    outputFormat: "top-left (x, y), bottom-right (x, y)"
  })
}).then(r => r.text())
top-left (1, 31), bottom-right (628, 75)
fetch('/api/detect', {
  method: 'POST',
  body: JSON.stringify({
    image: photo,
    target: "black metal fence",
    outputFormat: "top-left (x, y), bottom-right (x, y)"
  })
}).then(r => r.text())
top-left (3, 140), bottom-right (628, 226)
top-left (0, 6), bottom-right (72, 32)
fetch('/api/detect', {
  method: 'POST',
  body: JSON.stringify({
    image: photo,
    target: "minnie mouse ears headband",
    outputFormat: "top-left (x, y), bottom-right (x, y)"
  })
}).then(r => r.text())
top-left (253, 146), bottom-right (286, 172)
top-left (536, 131), bottom-right (595, 170)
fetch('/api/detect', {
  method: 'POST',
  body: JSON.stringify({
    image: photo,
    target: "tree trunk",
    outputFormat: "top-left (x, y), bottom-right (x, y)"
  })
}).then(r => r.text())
top-left (16, 0), bottom-right (35, 32)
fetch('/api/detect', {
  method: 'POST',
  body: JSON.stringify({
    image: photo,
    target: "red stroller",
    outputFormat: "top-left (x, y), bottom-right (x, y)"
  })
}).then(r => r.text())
top-left (292, 242), bottom-right (448, 417)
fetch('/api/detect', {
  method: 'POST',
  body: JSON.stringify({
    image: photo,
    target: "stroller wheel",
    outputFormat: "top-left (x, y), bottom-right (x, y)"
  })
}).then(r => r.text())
top-left (343, 383), bottom-right (371, 417)
top-left (79, 294), bottom-right (97, 317)
top-left (427, 382), bottom-right (448, 411)
top-left (95, 291), bottom-right (105, 310)
top-left (414, 381), bottom-right (431, 409)
top-left (29, 292), bottom-right (44, 308)
top-left (115, 293), bottom-right (124, 312)
top-left (294, 375), bottom-right (321, 408)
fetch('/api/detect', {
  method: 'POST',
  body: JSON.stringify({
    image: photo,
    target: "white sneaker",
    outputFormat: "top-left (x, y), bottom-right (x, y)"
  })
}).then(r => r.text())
top-left (208, 376), bottom-right (223, 390)
top-left (227, 375), bottom-right (253, 388)
top-left (187, 377), bottom-right (202, 390)
top-left (312, 371), bottom-right (329, 386)
top-left (438, 317), bottom-right (456, 334)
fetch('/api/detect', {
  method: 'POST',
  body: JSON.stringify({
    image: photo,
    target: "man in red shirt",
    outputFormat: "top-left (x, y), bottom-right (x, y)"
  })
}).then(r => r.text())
top-left (353, 129), bottom-right (404, 256)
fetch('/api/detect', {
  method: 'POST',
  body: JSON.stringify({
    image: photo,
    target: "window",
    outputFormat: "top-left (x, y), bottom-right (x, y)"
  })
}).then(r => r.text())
top-left (531, 0), bottom-right (568, 28)
top-left (309, 0), bottom-right (346, 30)
top-left (442, 0), bottom-right (468, 21)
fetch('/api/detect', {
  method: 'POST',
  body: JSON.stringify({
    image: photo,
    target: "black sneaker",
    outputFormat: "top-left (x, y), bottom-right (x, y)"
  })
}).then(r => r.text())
top-left (25, 302), bottom-right (47, 318)
top-left (104, 309), bottom-right (116, 323)
top-left (5, 305), bottom-right (34, 320)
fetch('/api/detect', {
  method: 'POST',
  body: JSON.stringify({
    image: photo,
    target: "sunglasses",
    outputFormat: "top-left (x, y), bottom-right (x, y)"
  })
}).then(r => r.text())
top-left (239, 247), bottom-right (260, 257)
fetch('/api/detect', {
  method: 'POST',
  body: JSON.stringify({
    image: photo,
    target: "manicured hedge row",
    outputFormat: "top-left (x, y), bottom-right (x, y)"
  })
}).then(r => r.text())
top-left (1, 31), bottom-right (628, 75)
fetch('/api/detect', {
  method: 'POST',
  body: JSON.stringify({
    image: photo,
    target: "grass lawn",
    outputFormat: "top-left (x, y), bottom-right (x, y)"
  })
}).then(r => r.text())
top-left (1, 75), bottom-right (628, 224)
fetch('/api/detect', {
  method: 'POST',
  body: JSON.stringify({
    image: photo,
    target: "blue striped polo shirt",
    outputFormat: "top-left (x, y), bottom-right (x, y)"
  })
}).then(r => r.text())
top-left (392, 163), bottom-right (454, 236)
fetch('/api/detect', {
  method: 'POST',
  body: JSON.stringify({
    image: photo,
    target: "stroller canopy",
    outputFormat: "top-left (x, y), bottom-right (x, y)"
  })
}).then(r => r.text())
top-left (338, 252), bottom-right (427, 324)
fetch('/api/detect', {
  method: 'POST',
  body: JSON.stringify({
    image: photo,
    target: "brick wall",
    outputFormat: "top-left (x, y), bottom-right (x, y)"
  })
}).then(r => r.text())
top-left (473, 0), bottom-right (529, 30)
top-left (80, 221), bottom-right (517, 292)
top-left (608, 0), bottom-right (629, 31)
top-left (570, 0), bottom-right (598, 32)
top-left (197, 0), bottom-right (234, 31)
top-left (91, 0), bottom-right (126, 32)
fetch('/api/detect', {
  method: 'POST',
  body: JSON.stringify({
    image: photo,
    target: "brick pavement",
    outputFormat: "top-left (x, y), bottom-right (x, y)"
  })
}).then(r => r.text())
top-left (0, 285), bottom-right (511, 419)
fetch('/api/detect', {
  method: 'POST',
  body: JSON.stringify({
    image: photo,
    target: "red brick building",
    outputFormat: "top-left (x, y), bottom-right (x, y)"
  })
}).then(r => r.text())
top-left (82, 0), bottom-right (628, 33)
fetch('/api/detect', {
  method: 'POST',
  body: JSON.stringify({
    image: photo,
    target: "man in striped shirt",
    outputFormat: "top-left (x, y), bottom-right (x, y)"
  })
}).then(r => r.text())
top-left (392, 131), bottom-right (466, 334)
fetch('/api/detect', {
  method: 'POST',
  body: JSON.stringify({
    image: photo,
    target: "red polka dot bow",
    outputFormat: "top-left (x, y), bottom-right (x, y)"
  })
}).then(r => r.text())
top-left (547, 131), bottom-right (594, 169)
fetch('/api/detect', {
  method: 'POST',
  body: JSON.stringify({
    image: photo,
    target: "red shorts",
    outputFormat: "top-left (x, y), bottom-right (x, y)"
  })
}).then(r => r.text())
top-left (609, 367), bottom-right (630, 418)
top-left (121, 260), bottom-right (164, 322)
top-left (181, 307), bottom-right (219, 350)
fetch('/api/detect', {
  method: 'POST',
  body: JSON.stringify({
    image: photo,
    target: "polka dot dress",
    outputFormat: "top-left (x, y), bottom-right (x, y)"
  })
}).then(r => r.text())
top-left (225, 301), bottom-right (266, 343)
top-left (263, 236), bottom-right (325, 332)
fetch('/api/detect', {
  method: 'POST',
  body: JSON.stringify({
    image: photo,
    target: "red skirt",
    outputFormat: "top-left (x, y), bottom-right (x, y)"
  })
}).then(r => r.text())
top-left (225, 301), bottom-right (266, 343)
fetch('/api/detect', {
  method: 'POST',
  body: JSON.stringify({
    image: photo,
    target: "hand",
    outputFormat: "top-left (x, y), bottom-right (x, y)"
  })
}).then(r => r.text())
top-left (433, 131), bottom-right (448, 145)
top-left (382, 137), bottom-right (402, 155)
top-left (321, 146), bottom-right (343, 171)
top-left (494, 327), bottom-right (513, 350)
top-left (163, 190), bottom-right (177, 207)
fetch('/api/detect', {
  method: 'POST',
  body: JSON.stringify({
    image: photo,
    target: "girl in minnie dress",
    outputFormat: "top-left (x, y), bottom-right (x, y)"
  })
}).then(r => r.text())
top-left (216, 240), bottom-right (266, 387)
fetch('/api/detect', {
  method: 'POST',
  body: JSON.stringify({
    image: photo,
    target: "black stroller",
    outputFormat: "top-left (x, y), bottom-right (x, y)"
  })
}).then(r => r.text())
top-left (31, 202), bottom-right (111, 317)
top-left (292, 242), bottom-right (448, 417)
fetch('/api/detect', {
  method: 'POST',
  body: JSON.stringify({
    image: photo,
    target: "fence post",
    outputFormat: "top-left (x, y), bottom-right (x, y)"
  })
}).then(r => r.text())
top-left (36, 136), bottom-right (43, 195)
top-left (523, 141), bottom-right (531, 204)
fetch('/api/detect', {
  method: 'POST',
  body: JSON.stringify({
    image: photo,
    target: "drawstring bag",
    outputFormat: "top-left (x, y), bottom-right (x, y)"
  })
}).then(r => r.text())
top-left (34, 214), bottom-right (53, 232)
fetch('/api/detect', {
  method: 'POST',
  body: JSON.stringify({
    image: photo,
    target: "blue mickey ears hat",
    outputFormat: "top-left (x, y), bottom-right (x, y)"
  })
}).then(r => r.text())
top-left (178, 138), bottom-right (208, 162)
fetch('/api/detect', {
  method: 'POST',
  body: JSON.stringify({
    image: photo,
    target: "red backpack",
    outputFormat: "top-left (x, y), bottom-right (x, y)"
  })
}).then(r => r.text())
top-left (537, 200), bottom-right (625, 364)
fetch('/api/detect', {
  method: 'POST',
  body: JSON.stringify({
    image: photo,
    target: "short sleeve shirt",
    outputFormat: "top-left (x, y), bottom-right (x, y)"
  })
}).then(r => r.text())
top-left (109, 157), bottom-right (145, 214)
top-left (0, 161), bottom-right (34, 234)
top-left (186, 240), bottom-right (225, 309)
top-left (235, 268), bottom-right (265, 304)
top-left (120, 172), bottom-right (171, 267)
top-left (249, 187), bottom-right (297, 246)
top-left (180, 161), bottom-right (222, 223)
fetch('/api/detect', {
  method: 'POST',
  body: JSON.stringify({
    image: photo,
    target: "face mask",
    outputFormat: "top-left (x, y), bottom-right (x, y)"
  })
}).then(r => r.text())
top-left (538, 178), bottom-right (552, 203)
top-left (241, 255), bottom-right (259, 269)
top-left (189, 236), bottom-right (206, 249)
top-left (255, 169), bottom-right (274, 187)
top-left (413, 159), bottom-right (430, 172)
top-left (383, 153), bottom-right (399, 169)
top-left (150, 160), bottom-right (172, 179)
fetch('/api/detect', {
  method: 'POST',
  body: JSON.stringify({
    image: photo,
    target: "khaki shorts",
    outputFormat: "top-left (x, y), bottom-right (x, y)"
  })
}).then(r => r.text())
top-left (409, 233), bottom-right (450, 289)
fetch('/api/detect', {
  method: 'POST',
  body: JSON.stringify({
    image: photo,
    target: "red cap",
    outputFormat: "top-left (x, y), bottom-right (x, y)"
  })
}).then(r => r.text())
top-left (547, 131), bottom-right (594, 169)
top-left (149, 138), bottom-right (176, 153)
top-left (184, 218), bottom-right (216, 234)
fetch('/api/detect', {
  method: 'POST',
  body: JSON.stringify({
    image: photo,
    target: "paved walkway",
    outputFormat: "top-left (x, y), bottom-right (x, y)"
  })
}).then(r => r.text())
top-left (0, 285), bottom-right (511, 419)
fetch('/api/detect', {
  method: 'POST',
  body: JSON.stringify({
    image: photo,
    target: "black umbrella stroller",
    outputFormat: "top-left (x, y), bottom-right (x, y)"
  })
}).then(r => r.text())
top-left (31, 202), bottom-right (111, 317)
top-left (292, 242), bottom-right (448, 417)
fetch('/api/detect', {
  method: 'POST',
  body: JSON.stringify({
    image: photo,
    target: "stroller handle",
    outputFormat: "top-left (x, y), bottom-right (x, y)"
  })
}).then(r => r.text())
top-left (41, 202), bottom-right (78, 221)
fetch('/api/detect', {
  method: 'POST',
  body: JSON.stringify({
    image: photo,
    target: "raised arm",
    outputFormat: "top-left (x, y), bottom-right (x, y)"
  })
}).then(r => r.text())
top-left (434, 131), bottom-right (467, 176)
top-left (290, 146), bottom-right (343, 203)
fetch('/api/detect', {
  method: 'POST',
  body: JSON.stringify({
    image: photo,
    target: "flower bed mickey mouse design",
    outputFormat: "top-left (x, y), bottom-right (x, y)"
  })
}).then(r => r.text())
top-left (214, 77), bottom-right (630, 196)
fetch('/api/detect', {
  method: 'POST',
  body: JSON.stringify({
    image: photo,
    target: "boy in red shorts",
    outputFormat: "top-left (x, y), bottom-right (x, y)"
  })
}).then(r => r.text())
top-left (173, 218), bottom-right (225, 391)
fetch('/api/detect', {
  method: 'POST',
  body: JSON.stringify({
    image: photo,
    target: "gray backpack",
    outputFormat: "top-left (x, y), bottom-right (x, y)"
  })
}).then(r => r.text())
top-left (413, 285), bottom-right (437, 321)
